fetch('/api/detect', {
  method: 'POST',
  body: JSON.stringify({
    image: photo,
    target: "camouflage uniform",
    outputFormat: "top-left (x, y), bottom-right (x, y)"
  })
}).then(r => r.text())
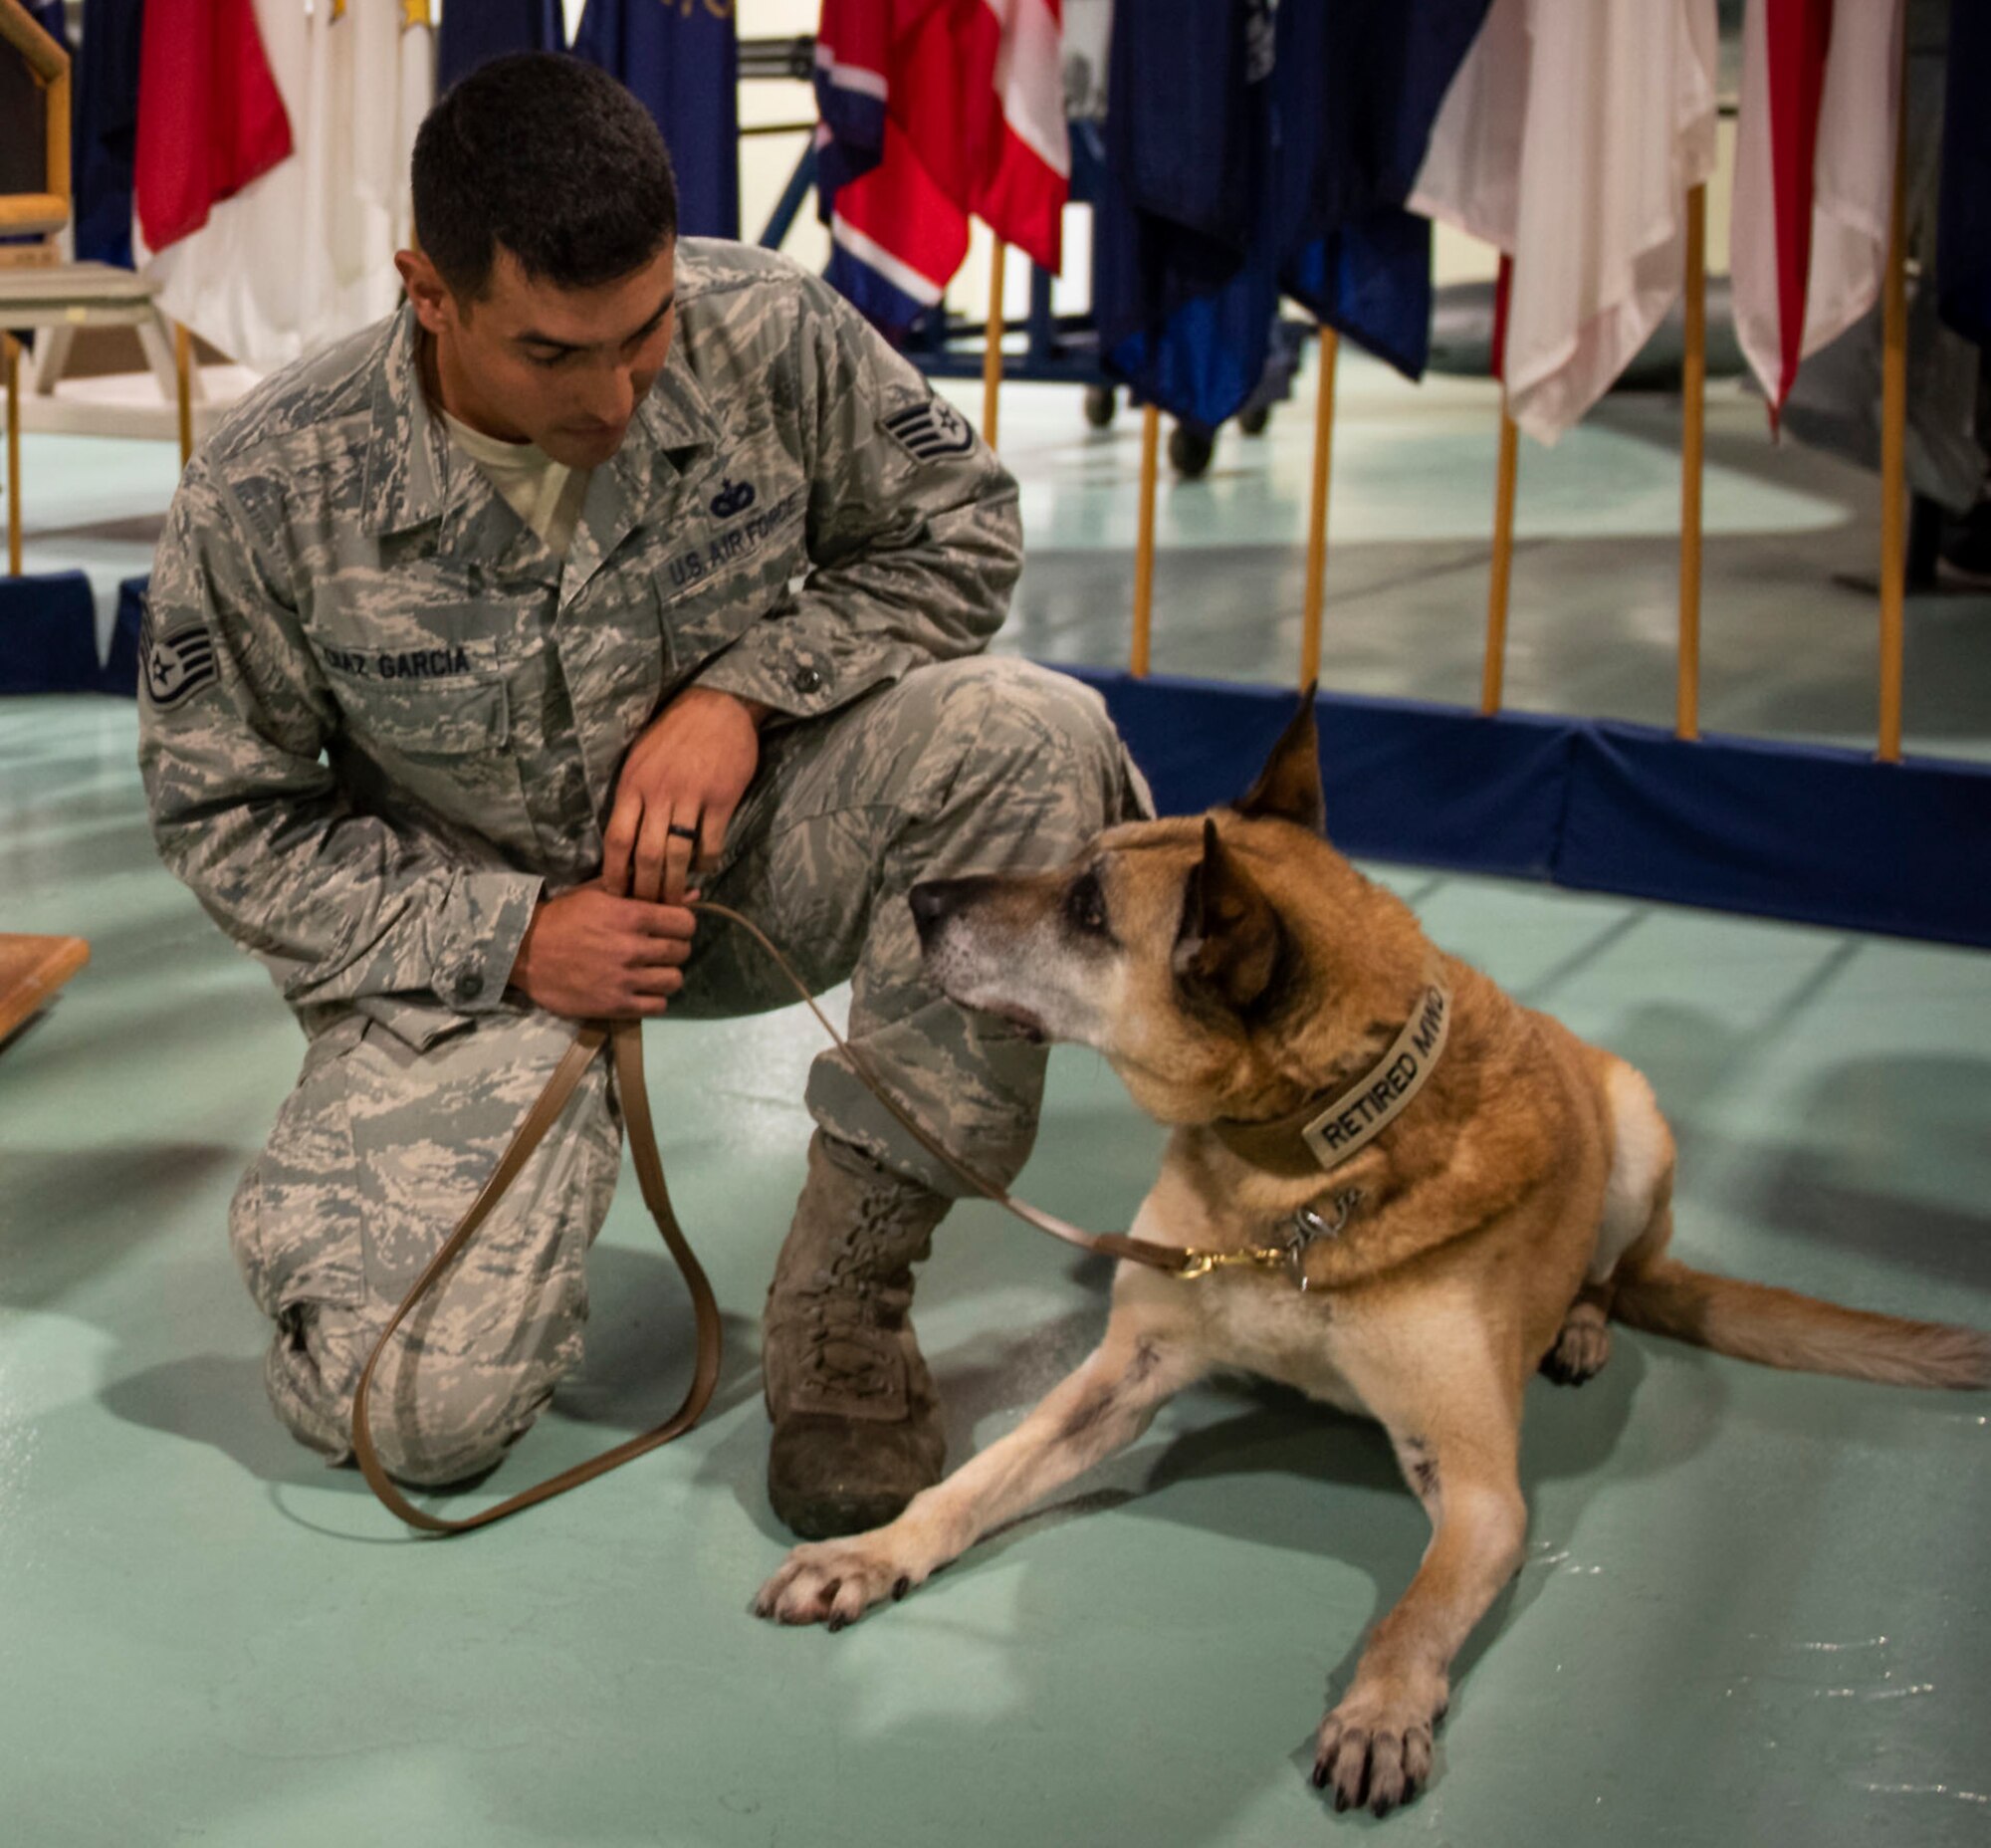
top-left (138, 241), bottom-right (1146, 1485)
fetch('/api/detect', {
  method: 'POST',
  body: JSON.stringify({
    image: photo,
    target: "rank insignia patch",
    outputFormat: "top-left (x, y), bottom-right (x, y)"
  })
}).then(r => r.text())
top-left (141, 599), bottom-right (219, 709)
top-left (880, 397), bottom-right (976, 463)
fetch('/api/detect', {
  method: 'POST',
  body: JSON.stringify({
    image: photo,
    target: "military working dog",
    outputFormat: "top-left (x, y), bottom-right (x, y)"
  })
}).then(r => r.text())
top-left (755, 700), bottom-right (1990, 1815)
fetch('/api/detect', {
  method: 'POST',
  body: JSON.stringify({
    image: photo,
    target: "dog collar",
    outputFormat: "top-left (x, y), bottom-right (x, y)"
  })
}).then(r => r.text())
top-left (1213, 969), bottom-right (1453, 1180)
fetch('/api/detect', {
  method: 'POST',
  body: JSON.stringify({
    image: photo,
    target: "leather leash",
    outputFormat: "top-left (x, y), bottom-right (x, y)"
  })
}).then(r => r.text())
top-left (349, 902), bottom-right (1299, 1534)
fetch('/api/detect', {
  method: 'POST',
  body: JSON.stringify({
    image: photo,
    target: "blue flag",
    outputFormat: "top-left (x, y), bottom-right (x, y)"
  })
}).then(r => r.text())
top-left (72, 0), bottom-right (143, 267)
top-left (572, 0), bottom-right (741, 242)
top-left (1939, 1), bottom-right (1991, 346)
top-left (437, 0), bottom-right (566, 94)
top-left (1094, 0), bottom-right (1490, 431)
top-left (28, 1), bottom-right (67, 49)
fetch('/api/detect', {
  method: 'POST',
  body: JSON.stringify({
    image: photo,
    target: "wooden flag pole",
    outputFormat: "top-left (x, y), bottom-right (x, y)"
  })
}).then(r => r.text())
top-left (1677, 183), bottom-right (1707, 741)
top-left (4, 333), bottom-right (20, 577)
top-left (982, 243), bottom-right (1006, 449)
top-left (1132, 404), bottom-right (1160, 677)
top-left (1482, 407), bottom-right (1519, 714)
top-left (174, 323), bottom-right (194, 469)
top-left (1877, 53), bottom-right (1909, 764)
top-left (1299, 326), bottom-right (1341, 690)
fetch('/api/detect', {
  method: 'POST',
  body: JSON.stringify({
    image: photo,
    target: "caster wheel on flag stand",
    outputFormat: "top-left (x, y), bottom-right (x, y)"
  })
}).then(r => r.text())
top-left (1084, 385), bottom-right (1117, 429)
top-left (1169, 423), bottom-right (1216, 479)
top-left (1238, 405), bottom-right (1270, 437)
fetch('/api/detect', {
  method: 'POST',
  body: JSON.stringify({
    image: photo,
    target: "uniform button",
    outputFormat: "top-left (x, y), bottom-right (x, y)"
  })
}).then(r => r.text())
top-left (456, 971), bottom-right (485, 1002)
top-left (791, 665), bottom-right (823, 695)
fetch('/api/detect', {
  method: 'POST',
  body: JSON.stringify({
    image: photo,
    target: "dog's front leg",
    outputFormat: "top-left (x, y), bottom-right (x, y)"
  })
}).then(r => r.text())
top-left (756, 1310), bottom-right (1205, 1630)
top-left (1312, 1356), bottom-right (1527, 1816)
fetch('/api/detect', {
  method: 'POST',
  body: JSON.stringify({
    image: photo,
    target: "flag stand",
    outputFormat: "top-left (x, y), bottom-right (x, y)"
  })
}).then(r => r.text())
top-left (174, 324), bottom-right (194, 469)
top-left (4, 333), bottom-right (19, 577)
top-left (1877, 50), bottom-right (1909, 765)
top-left (1132, 404), bottom-right (1160, 677)
top-left (981, 243), bottom-right (1006, 449)
top-left (1482, 406), bottom-right (1518, 714)
top-left (1299, 326), bottom-right (1340, 690)
top-left (1677, 183), bottom-right (1707, 741)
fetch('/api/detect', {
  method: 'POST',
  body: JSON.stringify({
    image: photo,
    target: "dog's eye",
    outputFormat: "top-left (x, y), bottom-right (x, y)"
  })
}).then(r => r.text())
top-left (1065, 868), bottom-right (1109, 937)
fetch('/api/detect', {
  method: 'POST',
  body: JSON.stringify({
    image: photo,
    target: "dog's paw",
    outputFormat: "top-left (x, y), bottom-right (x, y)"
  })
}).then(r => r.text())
top-left (752, 1533), bottom-right (932, 1631)
top-left (1310, 1679), bottom-right (1446, 1817)
top-left (1539, 1303), bottom-right (1611, 1386)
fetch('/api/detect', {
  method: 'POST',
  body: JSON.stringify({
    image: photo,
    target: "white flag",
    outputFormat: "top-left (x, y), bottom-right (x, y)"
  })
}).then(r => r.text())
top-left (1410, 0), bottom-right (1720, 445)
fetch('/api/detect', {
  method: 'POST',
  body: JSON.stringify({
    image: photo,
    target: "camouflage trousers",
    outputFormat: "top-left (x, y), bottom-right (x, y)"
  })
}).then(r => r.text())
top-left (231, 657), bottom-right (1149, 1485)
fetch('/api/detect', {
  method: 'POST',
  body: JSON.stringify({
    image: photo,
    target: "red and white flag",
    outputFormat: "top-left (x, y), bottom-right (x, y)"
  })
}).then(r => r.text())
top-left (816, 1), bottom-right (1069, 330)
top-left (1730, 0), bottom-right (1904, 422)
top-left (133, 0), bottom-right (294, 255)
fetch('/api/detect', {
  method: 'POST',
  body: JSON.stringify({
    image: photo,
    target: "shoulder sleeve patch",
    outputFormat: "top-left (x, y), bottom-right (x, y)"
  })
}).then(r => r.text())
top-left (140, 595), bottom-right (220, 710)
top-left (879, 396), bottom-right (977, 463)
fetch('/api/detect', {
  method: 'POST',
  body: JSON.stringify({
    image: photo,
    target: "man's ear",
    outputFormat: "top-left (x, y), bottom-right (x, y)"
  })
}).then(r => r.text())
top-left (395, 246), bottom-right (454, 338)
top-left (1174, 817), bottom-right (1284, 1011)
top-left (1232, 684), bottom-right (1326, 836)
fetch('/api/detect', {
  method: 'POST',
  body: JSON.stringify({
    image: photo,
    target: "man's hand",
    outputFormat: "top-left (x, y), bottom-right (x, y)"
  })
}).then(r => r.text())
top-left (508, 882), bottom-right (699, 1020)
top-left (603, 685), bottom-right (771, 904)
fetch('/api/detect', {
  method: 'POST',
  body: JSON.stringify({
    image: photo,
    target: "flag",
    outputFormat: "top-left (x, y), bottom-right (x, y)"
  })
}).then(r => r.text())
top-left (142, 0), bottom-right (433, 371)
top-left (1094, 0), bottom-right (1487, 434)
top-left (132, 0), bottom-right (294, 254)
top-left (1731, 0), bottom-right (1904, 423)
top-left (1410, 0), bottom-right (1719, 444)
top-left (814, 1), bottom-right (1069, 334)
top-left (573, 0), bottom-right (741, 240)
top-left (296, 0), bottom-right (434, 350)
top-left (73, 0), bottom-right (142, 267)
top-left (1938, 0), bottom-right (1991, 346)
top-left (436, 0), bottom-right (563, 92)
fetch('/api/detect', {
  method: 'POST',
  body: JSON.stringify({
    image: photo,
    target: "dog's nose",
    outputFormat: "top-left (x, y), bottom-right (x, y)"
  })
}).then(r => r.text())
top-left (908, 880), bottom-right (955, 944)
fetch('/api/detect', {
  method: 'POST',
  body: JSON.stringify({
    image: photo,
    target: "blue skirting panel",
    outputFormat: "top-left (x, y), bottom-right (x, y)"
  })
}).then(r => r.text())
top-left (102, 577), bottom-right (149, 698)
top-left (1064, 668), bottom-right (1991, 952)
top-left (0, 572), bottom-right (100, 694)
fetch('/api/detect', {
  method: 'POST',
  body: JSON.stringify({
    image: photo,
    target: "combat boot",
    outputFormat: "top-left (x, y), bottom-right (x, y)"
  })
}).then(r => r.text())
top-left (764, 1131), bottom-right (951, 1539)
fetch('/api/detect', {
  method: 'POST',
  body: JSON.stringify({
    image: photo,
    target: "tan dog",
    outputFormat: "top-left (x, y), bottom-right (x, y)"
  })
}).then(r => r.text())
top-left (754, 700), bottom-right (1990, 1816)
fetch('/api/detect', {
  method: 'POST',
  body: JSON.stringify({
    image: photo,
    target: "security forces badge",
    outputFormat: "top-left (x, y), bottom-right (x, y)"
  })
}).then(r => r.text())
top-left (880, 393), bottom-right (976, 463)
top-left (139, 594), bottom-right (219, 710)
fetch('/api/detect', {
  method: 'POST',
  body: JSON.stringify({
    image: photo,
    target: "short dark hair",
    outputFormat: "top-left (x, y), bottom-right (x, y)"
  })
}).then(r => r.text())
top-left (412, 54), bottom-right (678, 301)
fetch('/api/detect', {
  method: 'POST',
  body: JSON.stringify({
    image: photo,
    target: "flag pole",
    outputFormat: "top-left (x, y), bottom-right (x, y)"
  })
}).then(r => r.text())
top-left (1482, 406), bottom-right (1518, 714)
top-left (1877, 48), bottom-right (1909, 764)
top-left (1132, 404), bottom-right (1160, 677)
top-left (982, 242), bottom-right (1006, 449)
top-left (1299, 325), bottom-right (1340, 690)
top-left (1677, 183), bottom-right (1707, 741)
top-left (174, 323), bottom-right (194, 469)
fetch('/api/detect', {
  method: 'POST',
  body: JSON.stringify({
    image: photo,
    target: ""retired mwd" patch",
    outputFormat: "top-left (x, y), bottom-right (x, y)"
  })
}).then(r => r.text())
top-left (140, 598), bottom-right (219, 710)
top-left (880, 396), bottom-right (976, 463)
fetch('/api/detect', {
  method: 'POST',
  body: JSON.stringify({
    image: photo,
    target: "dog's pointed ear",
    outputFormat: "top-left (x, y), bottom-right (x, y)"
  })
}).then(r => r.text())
top-left (1232, 685), bottom-right (1326, 836)
top-left (1175, 817), bottom-right (1283, 1012)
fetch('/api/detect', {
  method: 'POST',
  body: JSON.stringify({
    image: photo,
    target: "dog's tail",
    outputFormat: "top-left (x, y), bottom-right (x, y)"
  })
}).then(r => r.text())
top-left (1613, 1260), bottom-right (1991, 1391)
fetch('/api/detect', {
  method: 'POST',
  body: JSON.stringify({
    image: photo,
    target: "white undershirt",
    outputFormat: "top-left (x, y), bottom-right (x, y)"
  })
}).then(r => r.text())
top-left (442, 410), bottom-right (592, 562)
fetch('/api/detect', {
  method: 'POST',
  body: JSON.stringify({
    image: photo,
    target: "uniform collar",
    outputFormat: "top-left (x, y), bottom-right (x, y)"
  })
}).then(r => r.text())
top-left (360, 303), bottom-right (722, 559)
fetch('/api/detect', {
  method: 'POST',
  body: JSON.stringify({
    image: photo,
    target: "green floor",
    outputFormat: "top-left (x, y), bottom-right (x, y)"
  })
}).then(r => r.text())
top-left (3, 355), bottom-right (1988, 1845)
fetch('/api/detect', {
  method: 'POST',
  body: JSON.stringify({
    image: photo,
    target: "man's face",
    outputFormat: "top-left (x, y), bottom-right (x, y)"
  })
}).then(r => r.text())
top-left (401, 241), bottom-right (677, 470)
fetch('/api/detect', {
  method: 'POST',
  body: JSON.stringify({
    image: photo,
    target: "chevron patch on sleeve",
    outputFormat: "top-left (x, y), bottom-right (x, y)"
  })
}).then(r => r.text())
top-left (141, 597), bottom-right (219, 710)
top-left (879, 395), bottom-right (977, 463)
